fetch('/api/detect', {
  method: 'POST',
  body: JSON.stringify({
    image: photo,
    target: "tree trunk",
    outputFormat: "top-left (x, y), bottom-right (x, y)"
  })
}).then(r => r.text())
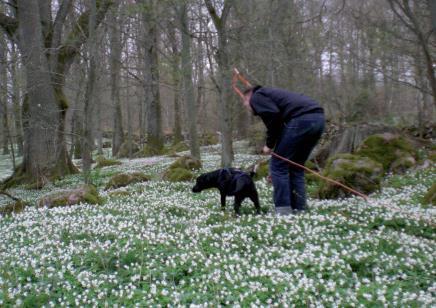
top-left (4, 0), bottom-right (75, 188)
top-left (126, 75), bottom-right (133, 159)
top-left (168, 17), bottom-right (183, 144)
top-left (204, 0), bottom-right (234, 167)
top-left (141, 0), bottom-right (163, 151)
top-left (0, 29), bottom-right (9, 155)
top-left (71, 67), bottom-right (85, 159)
top-left (109, 8), bottom-right (124, 157)
top-left (82, 0), bottom-right (98, 182)
top-left (10, 42), bottom-right (23, 156)
top-left (180, 3), bottom-right (200, 159)
top-left (195, 13), bottom-right (206, 134)
top-left (0, 0), bottom-right (113, 188)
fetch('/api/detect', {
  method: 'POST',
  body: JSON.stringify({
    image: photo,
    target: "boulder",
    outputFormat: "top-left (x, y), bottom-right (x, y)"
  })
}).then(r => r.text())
top-left (390, 156), bottom-right (416, 174)
top-left (161, 156), bottom-right (201, 182)
top-left (163, 167), bottom-right (194, 182)
top-left (317, 153), bottom-right (384, 199)
top-left (116, 141), bottom-right (140, 158)
top-left (312, 123), bottom-right (400, 167)
top-left (423, 183), bottom-right (436, 205)
top-left (94, 155), bottom-right (122, 169)
top-left (165, 141), bottom-right (189, 155)
top-left (134, 144), bottom-right (166, 158)
top-left (356, 133), bottom-right (417, 172)
top-left (199, 132), bottom-right (219, 146)
top-left (38, 185), bottom-right (102, 208)
top-left (304, 160), bottom-right (322, 185)
top-left (169, 155), bottom-right (202, 170)
top-left (105, 172), bottom-right (150, 190)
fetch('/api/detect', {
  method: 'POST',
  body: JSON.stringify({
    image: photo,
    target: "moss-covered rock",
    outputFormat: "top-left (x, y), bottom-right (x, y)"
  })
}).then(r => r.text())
top-left (116, 141), bottom-right (140, 158)
top-left (304, 160), bottom-right (322, 185)
top-left (164, 141), bottom-right (189, 156)
top-left (423, 183), bottom-right (436, 205)
top-left (135, 144), bottom-right (166, 158)
top-left (0, 200), bottom-right (27, 215)
top-left (317, 153), bottom-right (383, 199)
top-left (169, 155), bottom-right (202, 170)
top-left (200, 133), bottom-right (219, 146)
top-left (38, 185), bottom-right (103, 208)
top-left (163, 167), bottom-right (194, 182)
top-left (390, 156), bottom-right (416, 174)
top-left (94, 156), bottom-right (122, 169)
top-left (105, 172), bottom-right (150, 190)
top-left (356, 133), bottom-right (417, 172)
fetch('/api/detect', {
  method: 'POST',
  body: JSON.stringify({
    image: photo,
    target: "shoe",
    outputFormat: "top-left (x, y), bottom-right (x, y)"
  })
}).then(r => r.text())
top-left (275, 206), bottom-right (293, 216)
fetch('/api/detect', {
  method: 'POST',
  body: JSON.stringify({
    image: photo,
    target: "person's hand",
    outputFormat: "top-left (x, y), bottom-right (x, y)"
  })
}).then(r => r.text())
top-left (262, 145), bottom-right (272, 155)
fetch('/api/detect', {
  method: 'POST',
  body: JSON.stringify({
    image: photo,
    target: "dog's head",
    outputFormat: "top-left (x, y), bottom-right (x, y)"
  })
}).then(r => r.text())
top-left (192, 172), bottom-right (216, 193)
top-left (192, 169), bottom-right (232, 193)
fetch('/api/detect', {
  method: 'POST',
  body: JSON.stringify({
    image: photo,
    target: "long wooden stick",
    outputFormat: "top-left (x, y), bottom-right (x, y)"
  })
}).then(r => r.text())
top-left (271, 152), bottom-right (369, 201)
top-left (232, 68), bottom-right (252, 99)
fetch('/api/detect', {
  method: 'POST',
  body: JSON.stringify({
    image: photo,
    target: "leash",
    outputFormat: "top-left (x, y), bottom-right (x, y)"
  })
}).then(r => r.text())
top-left (271, 152), bottom-right (369, 202)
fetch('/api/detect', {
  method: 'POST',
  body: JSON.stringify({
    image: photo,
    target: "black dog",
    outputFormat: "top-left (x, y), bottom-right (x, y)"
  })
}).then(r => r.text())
top-left (192, 168), bottom-right (260, 215)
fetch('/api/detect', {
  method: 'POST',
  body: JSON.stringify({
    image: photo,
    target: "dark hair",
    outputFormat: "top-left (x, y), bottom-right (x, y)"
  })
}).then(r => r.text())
top-left (243, 85), bottom-right (262, 95)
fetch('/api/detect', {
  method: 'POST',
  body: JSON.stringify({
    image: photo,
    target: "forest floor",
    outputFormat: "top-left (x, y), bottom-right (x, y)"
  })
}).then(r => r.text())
top-left (0, 141), bottom-right (435, 306)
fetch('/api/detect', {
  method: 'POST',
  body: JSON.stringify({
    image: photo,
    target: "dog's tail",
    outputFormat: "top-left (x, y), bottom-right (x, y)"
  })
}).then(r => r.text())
top-left (249, 164), bottom-right (258, 178)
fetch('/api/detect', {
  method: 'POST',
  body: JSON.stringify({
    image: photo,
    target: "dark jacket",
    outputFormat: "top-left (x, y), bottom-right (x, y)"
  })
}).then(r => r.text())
top-left (249, 86), bottom-right (323, 148)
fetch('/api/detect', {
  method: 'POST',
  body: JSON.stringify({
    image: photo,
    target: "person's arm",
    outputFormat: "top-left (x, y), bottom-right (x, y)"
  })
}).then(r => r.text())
top-left (251, 93), bottom-right (282, 149)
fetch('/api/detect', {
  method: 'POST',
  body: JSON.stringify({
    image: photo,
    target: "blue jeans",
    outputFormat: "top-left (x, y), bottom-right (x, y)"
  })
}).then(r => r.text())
top-left (270, 113), bottom-right (325, 212)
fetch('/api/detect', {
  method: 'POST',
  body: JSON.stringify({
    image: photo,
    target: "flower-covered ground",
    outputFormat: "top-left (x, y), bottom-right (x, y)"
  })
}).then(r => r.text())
top-left (0, 142), bottom-right (435, 307)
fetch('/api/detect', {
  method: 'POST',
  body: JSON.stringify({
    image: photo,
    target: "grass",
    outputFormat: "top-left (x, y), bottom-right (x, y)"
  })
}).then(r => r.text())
top-left (0, 141), bottom-right (434, 306)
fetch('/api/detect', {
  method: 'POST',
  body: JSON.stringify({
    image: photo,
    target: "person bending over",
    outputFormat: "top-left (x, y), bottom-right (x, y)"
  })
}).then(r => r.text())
top-left (242, 86), bottom-right (325, 216)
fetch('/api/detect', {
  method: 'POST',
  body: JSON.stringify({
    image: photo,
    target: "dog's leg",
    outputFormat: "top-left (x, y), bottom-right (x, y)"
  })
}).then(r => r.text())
top-left (220, 192), bottom-right (226, 211)
top-left (234, 196), bottom-right (243, 216)
top-left (250, 190), bottom-right (261, 214)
